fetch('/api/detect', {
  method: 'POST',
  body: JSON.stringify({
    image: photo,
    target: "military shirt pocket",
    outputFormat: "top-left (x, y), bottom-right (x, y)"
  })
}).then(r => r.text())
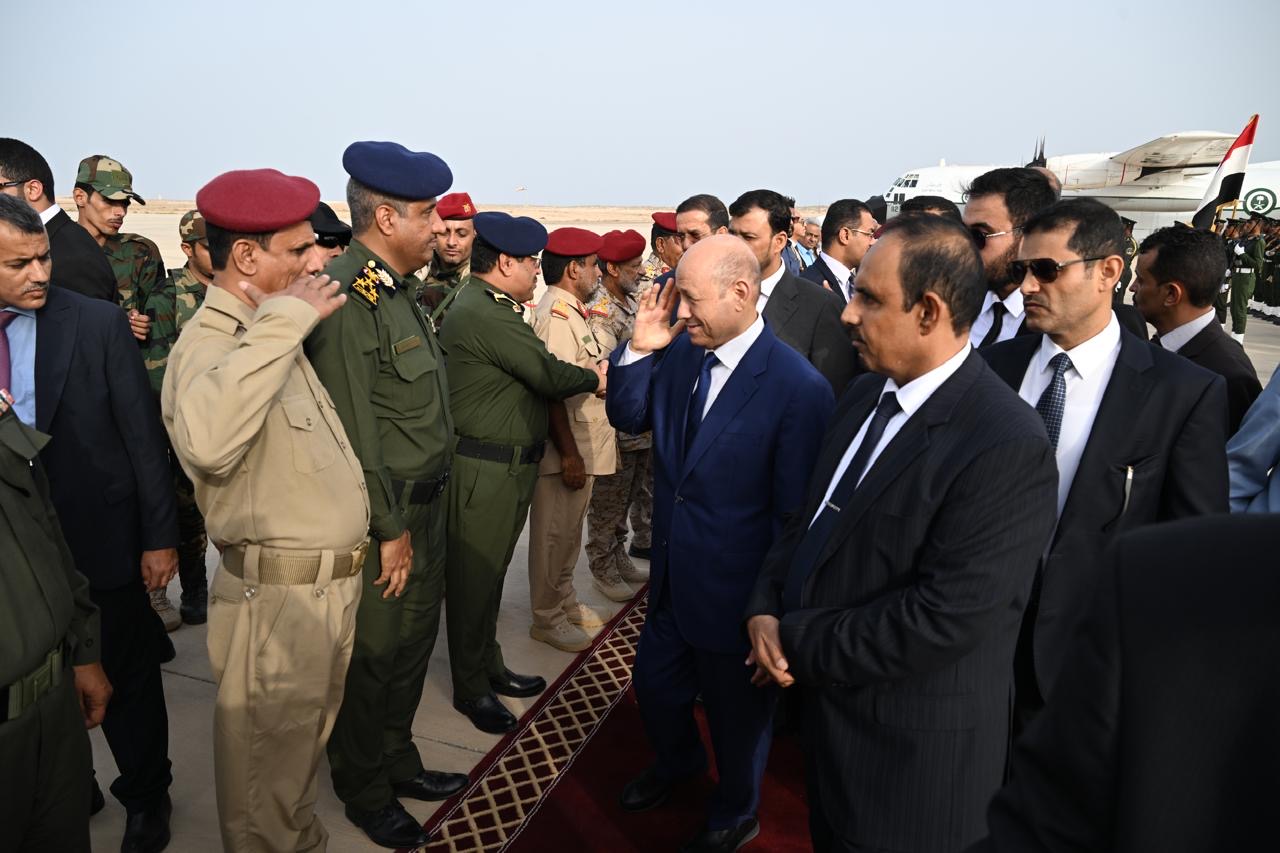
top-left (281, 395), bottom-right (336, 473)
top-left (373, 335), bottom-right (438, 418)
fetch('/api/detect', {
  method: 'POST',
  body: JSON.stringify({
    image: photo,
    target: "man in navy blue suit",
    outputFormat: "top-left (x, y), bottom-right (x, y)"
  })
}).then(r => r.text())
top-left (607, 235), bottom-right (834, 852)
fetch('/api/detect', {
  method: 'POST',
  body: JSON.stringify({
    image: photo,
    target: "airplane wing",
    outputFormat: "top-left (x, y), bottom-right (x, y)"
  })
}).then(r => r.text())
top-left (1111, 131), bottom-right (1237, 168)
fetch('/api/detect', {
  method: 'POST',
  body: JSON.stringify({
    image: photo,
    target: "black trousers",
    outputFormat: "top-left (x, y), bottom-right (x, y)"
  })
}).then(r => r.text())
top-left (91, 581), bottom-right (173, 811)
top-left (0, 677), bottom-right (92, 852)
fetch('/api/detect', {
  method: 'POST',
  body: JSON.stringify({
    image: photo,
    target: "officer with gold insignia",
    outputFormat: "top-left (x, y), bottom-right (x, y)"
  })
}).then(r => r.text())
top-left (304, 141), bottom-right (468, 850)
top-left (527, 227), bottom-right (618, 653)
top-left (439, 212), bottom-right (606, 734)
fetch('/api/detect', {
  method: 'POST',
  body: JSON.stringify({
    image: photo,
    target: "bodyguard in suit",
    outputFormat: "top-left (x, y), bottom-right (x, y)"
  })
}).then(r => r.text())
top-left (982, 198), bottom-right (1228, 726)
top-left (1129, 225), bottom-right (1261, 434)
top-left (969, 514), bottom-right (1280, 853)
top-left (608, 235), bottom-right (834, 852)
top-left (728, 189), bottom-right (858, 394)
top-left (0, 194), bottom-right (177, 851)
top-left (747, 215), bottom-right (1059, 853)
top-left (0, 138), bottom-right (116, 302)
top-left (800, 198), bottom-right (877, 304)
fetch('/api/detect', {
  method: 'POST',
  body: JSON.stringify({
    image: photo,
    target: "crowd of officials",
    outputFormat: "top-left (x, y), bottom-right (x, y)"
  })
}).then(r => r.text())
top-left (1, 133), bottom-right (1279, 853)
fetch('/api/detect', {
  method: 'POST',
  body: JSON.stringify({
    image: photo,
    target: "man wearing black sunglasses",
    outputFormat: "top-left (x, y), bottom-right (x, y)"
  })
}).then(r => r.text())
top-left (981, 198), bottom-right (1228, 732)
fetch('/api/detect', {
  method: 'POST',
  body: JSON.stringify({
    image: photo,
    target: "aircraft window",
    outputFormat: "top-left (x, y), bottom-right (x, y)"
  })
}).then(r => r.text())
top-left (906, 179), bottom-right (918, 188)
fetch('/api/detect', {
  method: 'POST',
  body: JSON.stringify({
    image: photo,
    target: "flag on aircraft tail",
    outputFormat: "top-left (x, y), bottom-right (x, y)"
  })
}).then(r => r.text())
top-left (1193, 115), bottom-right (1258, 230)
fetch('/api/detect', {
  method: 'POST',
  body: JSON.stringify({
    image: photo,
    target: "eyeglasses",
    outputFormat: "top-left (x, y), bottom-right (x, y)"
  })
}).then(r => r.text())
top-left (968, 226), bottom-right (1021, 249)
top-left (1009, 256), bottom-right (1109, 284)
top-left (0, 179), bottom-right (26, 190)
top-left (520, 255), bottom-right (542, 267)
top-left (846, 226), bottom-right (877, 239)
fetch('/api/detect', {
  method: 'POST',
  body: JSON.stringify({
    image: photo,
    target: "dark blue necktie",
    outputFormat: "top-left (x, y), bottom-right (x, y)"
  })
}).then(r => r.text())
top-left (782, 391), bottom-right (902, 612)
top-left (684, 351), bottom-right (719, 451)
top-left (1035, 353), bottom-right (1073, 449)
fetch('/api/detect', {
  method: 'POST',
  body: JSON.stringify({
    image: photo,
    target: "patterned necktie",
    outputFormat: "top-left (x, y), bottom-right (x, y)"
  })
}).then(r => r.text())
top-left (0, 311), bottom-right (18, 394)
top-left (1035, 353), bottom-right (1073, 449)
top-left (782, 392), bottom-right (902, 612)
top-left (978, 301), bottom-right (1008, 348)
top-left (684, 351), bottom-right (719, 451)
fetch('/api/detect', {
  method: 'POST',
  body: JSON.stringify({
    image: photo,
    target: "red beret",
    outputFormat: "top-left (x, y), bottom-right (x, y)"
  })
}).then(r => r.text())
top-left (437, 192), bottom-right (476, 220)
top-left (599, 229), bottom-right (646, 263)
top-left (651, 211), bottom-right (678, 231)
top-left (544, 227), bottom-right (603, 258)
top-left (196, 169), bottom-right (320, 233)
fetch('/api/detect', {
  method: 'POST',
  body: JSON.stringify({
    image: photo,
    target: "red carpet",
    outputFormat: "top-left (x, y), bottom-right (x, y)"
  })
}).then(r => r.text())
top-left (418, 591), bottom-right (812, 852)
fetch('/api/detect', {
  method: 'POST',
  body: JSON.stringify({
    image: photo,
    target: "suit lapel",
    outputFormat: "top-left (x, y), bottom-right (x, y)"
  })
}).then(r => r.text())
top-left (1176, 321), bottom-right (1217, 359)
top-left (763, 273), bottom-right (800, 332)
top-left (985, 333), bottom-right (1040, 389)
top-left (34, 289), bottom-right (78, 432)
top-left (679, 329), bottom-right (771, 482)
top-left (46, 209), bottom-right (68, 239)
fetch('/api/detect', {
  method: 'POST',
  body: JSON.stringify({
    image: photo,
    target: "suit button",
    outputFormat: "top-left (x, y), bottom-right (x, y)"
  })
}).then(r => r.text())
top-left (675, 495), bottom-right (684, 504)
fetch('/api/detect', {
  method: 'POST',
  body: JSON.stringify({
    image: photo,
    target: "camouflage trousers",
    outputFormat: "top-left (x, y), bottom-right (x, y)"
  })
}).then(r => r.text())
top-left (585, 448), bottom-right (652, 581)
top-left (173, 460), bottom-right (208, 603)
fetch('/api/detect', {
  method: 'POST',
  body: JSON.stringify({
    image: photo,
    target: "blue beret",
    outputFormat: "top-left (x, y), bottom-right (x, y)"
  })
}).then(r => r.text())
top-left (342, 140), bottom-right (452, 200)
top-left (474, 211), bottom-right (548, 256)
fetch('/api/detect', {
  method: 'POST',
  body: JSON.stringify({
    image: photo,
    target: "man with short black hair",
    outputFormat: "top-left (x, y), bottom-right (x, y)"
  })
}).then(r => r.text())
top-left (782, 198), bottom-right (807, 274)
top-left (898, 194), bottom-right (964, 222)
top-left (676, 193), bottom-right (731, 251)
top-left (801, 198), bottom-right (876, 303)
top-left (1131, 226), bottom-right (1261, 434)
top-left (642, 211), bottom-right (682, 286)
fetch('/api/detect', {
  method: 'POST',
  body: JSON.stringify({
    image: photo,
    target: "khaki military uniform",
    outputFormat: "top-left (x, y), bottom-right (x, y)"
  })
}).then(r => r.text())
top-left (640, 250), bottom-right (669, 288)
top-left (527, 286), bottom-right (617, 631)
top-left (162, 285), bottom-right (371, 853)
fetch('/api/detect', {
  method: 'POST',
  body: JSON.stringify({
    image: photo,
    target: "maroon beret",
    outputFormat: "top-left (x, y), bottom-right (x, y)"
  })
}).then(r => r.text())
top-left (196, 169), bottom-right (321, 233)
top-left (437, 192), bottom-right (476, 220)
top-left (651, 211), bottom-right (678, 231)
top-left (544, 227), bottom-right (603, 258)
top-left (599, 229), bottom-right (647, 263)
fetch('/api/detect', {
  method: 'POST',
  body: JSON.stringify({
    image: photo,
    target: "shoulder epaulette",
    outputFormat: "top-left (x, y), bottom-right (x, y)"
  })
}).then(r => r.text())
top-left (350, 265), bottom-right (380, 308)
top-left (484, 288), bottom-right (524, 314)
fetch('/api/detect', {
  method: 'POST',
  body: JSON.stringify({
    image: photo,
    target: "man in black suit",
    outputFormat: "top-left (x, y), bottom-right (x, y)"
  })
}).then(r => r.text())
top-left (747, 215), bottom-right (1059, 853)
top-left (800, 198), bottom-right (876, 304)
top-left (1129, 225), bottom-right (1261, 434)
top-left (0, 138), bottom-right (116, 302)
top-left (728, 189), bottom-right (858, 394)
top-left (0, 194), bottom-right (178, 852)
top-left (982, 198), bottom-right (1228, 728)
top-left (968, 514), bottom-right (1280, 853)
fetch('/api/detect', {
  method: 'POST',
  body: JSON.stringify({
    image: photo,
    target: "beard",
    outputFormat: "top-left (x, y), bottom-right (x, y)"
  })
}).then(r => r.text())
top-left (986, 241), bottom-right (1019, 295)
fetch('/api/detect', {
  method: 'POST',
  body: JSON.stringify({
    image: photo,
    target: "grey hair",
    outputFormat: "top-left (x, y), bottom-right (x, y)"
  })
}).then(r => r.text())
top-left (346, 177), bottom-right (409, 234)
top-left (0, 193), bottom-right (44, 236)
top-left (804, 216), bottom-right (823, 227)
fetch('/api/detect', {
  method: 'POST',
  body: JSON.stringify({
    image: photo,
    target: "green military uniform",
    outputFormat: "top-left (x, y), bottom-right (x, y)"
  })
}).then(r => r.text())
top-left (1229, 233), bottom-right (1267, 335)
top-left (438, 279), bottom-right (599, 700)
top-left (0, 394), bottom-right (101, 852)
top-left (104, 232), bottom-right (166, 316)
top-left (305, 238), bottom-right (456, 812)
top-left (417, 256), bottom-right (470, 328)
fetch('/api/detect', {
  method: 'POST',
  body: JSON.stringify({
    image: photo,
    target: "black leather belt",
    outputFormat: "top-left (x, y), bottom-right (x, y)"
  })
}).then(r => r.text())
top-left (454, 436), bottom-right (545, 466)
top-left (391, 471), bottom-right (450, 505)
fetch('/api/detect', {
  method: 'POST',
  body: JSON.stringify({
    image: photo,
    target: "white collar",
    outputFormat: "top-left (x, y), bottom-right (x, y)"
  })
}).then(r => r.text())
top-left (38, 204), bottom-right (58, 225)
top-left (818, 251), bottom-right (852, 285)
top-left (1159, 309), bottom-right (1215, 352)
top-left (759, 262), bottom-right (785, 299)
top-left (881, 343), bottom-right (971, 418)
top-left (981, 287), bottom-right (1026, 319)
top-left (708, 313), bottom-right (765, 370)
top-left (1034, 313), bottom-right (1121, 381)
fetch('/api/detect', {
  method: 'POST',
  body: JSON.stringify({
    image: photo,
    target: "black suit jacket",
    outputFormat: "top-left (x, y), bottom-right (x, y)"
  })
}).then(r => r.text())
top-left (1174, 319), bottom-right (1262, 435)
top-left (763, 270), bottom-right (859, 394)
top-left (981, 330), bottom-right (1228, 705)
top-left (748, 351), bottom-right (1059, 852)
top-left (969, 515), bottom-right (1280, 853)
top-left (800, 255), bottom-right (846, 300)
top-left (45, 208), bottom-right (116, 302)
top-left (35, 287), bottom-right (177, 590)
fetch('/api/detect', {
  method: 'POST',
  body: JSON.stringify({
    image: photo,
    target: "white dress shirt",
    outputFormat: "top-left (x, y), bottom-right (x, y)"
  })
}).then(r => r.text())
top-left (756, 263), bottom-right (785, 313)
top-left (968, 289), bottom-right (1026, 348)
top-left (818, 251), bottom-right (854, 302)
top-left (38, 204), bottom-right (58, 225)
top-left (1158, 309), bottom-right (1216, 353)
top-left (1017, 314), bottom-right (1122, 516)
top-left (812, 343), bottom-right (971, 524)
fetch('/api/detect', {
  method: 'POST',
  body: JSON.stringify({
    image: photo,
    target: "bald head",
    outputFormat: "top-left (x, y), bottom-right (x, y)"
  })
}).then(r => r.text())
top-left (675, 234), bottom-right (761, 349)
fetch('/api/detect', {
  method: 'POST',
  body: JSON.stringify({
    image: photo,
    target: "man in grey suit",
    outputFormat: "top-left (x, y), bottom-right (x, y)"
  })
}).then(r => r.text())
top-left (729, 189), bottom-right (859, 395)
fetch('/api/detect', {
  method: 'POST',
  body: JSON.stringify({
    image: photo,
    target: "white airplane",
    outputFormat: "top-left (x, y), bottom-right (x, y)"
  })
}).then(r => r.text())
top-left (884, 127), bottom-right (1280, 234)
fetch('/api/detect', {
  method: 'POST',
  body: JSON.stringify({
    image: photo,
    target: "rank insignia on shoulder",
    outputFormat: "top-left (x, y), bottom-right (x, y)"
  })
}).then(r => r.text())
top-left (588, 301), bottom-right (610, 318)
top-left (486, 289), bottom-right (524, 313)
top-left (351, 268), bottom-right (380, 308)
top-left (550, 299), bottom-right (572, 320)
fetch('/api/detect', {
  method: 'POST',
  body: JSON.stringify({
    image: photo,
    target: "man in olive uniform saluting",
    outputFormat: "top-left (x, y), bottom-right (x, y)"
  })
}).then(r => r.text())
top-left (305, 141), bottom-right (468, 850)
top-left (440, 211), bottom-right (607, 734)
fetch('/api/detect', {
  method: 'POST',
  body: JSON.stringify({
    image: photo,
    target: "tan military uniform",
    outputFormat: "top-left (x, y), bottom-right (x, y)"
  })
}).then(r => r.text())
top-left (527, 285), bottom-right (617, 631)
top-left (162, 285), bottom-right (370, 853)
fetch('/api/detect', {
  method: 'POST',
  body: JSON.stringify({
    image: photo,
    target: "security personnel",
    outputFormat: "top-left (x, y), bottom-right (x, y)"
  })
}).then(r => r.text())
top-left (0, 387), bottom-right (110, 853)
top-left (305, 141), bottom-right (468, 850)
top-left (1229, 216), bottom-right (1267, 342)
top-left (141, 210), bottom-right (213, 625)
top-left (440, 211), bottom-right (605, 734)
top-left (162, 168), bottom-right (371, 852)
top-left (312, 201), bottom-right (353, 263)
top-left (641, 211), bottom-right (683, 287)
top-left (585, 229), bottom-right (652, 602)
top-left (527, 227), bottom-right (617, 653)
top-left (418, 191), bottom-right (476, 329)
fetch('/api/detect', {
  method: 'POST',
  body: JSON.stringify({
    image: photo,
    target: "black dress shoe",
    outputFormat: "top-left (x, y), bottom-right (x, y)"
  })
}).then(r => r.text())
top-left (488, 667), bottom-right (546, 698)
top-left (344, 801), bottom-right (429, 849)
top-left (392, 769), bottom-right (470, 801)
top-left (619, 765), bottom-right (676, 812)
top-left (90, 779), bottom-right (105, 816)
top-left (680, 818), bottom-right (760, 852)
top-left (453, 694), bottom-right (517, 734)
top-left (121, 792), bottom-right (172, 853)
top-left (628, 543), bottom-right (652, 560)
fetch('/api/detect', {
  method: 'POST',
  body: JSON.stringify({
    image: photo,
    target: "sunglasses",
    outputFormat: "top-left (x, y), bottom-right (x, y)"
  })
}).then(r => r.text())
top-left (968, 226), bottom-right (1020, 249)
top-left (316, 235), bottom-right (350, 250)
top-left (1009, 256), bottom-right (1108, 284)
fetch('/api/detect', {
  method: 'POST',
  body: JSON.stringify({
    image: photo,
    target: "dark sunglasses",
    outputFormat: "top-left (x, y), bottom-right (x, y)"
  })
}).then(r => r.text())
top-left (1009, 256), bottom-right (1108, 284)
top-left (316, 235), bottom-right (350, 250)
top-left (968, 225), bottom-right (1020, 249)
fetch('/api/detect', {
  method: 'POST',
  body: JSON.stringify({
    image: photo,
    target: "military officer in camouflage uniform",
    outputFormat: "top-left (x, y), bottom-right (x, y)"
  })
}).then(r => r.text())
top-left (140, 210), bottom-right (212, 625)
top-left (640, 211), bottom-right (683, 288)
top-left (304, 142), bottom-right (469, 850)
top-left (585, 229), bottom-right (653, 602)
top-left (418, 191), bottom-right (476, 327)
top-left (440, 211), bottom-right (606, 735)
top-left (1229, 216), bottom-right (1267, 343)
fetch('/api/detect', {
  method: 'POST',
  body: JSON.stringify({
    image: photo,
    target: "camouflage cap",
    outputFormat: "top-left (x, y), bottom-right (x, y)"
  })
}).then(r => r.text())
top-left (76, 155), bottom-right (146, 205)
top-left (179, 209), bottom-right (206, 243)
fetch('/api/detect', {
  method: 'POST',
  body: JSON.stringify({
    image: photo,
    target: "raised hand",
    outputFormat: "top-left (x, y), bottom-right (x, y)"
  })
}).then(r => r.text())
top-left (241, 273), bottom-right (347, 321)
top-left (629, 280), bottom-right (685, 354)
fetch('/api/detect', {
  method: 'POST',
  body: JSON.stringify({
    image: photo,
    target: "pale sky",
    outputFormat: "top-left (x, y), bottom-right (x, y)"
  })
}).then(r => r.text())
top-left (5, 0), bottom-right (1278, 206)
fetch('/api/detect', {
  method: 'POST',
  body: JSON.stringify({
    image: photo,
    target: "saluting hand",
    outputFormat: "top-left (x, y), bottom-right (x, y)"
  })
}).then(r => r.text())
top-left (746, 614), bottom-right (795, 689)
top-left (629, 280), bottom-right (685, 355)
top-left (241, 273), bottom-right (347, 321)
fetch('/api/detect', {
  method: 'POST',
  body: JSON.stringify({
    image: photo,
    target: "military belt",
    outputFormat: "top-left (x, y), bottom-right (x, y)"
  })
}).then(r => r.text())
top-left (455, 436), bottom-right (546, 466)
top-left (221, 541), bottom-right (369, 584)
top-left (391, 470), bottom-right (450, 505)
top-left (0, 640), bottom-right (68, 724)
